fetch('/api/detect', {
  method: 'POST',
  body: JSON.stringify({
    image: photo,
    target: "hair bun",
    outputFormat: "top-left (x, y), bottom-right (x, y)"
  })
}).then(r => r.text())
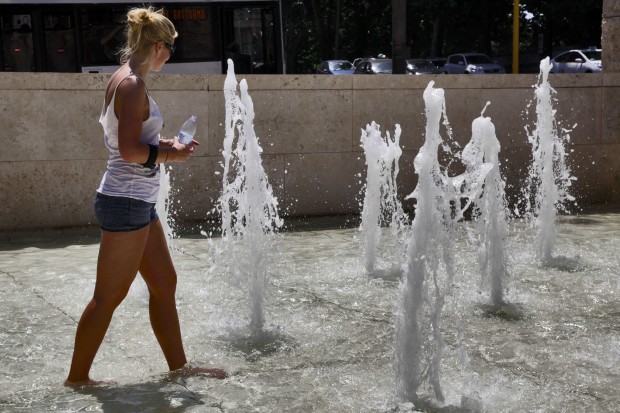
top-left (127, 8), bottom-right (153, 29)
top-left (119, 7), bottom-right (177, 64)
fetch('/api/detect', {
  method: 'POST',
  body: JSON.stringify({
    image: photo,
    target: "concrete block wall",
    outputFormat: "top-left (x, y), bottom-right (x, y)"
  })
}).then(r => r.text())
top-left (603, 0), bottom-right (620, 72)
top-left (0, 72), bottom-right (619, 231)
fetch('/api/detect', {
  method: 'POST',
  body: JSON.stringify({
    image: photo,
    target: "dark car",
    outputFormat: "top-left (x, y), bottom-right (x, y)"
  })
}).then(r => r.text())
top-left (430, 58), bottom-right (446, 70)
top-left (354, 58), bottom-right (392, 74)
top-left (406, 59), bottom-right (441, 75)
top-left (316, 60), bottom-right (355, 75)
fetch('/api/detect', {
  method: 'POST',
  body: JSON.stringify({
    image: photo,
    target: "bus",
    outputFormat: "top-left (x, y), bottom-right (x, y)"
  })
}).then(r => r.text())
top-left (0, 0), bottom-right (284, 74)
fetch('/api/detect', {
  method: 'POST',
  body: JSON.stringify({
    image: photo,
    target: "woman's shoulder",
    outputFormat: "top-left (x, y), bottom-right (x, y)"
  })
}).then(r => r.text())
top-left (105, 68), bottom-right (147, 115)
top-left (115, 71), bottom-right (145, 92)
top-left (114, 72), bottom-right (146, 102)
top-left (106, 67), bottom-right (142, 93)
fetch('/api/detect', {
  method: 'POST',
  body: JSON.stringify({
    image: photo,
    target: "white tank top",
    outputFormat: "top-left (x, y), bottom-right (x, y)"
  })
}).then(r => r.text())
top-left (97, 73), bottom-right (164, 203)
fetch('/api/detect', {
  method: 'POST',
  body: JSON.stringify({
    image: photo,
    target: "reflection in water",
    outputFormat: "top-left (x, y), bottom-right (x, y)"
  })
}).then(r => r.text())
top-left (73, 380), bottom-right (211, 413)
top-left (222, 326), bottom-right (298, 362)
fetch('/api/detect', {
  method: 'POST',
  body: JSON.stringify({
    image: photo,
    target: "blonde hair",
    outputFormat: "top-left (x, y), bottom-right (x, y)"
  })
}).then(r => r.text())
top-left (119, 7), bottom-right (178, 64)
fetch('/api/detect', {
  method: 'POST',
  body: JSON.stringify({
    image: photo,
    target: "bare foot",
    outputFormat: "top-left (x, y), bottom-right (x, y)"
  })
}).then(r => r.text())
top-left (171, 363), bottom-right (228, 380)
top-left (64, 378), bottom-right (117, 387)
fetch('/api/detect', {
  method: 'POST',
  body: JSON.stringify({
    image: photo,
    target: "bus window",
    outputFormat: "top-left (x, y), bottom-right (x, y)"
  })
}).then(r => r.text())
top-left (1, 2), bottom-right (282, 74)
top-left (236, 8), bottom-right (260, 73)
top-left (80, 8), bottom-right (125, 66)
top-left (165, 6), bottom-right (216, 62)
top-left (228, 8), bottom-right (275, 74)
top-left (43, 13), bottom-right (76, 72)
top-left (261, 9), bottom-right (276, 73)
top-left (1, 14), bottom-right (34, 72)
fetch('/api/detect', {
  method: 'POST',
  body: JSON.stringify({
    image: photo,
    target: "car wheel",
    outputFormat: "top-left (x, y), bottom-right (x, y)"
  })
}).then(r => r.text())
top-left (585, 70), bottom-right (592, 73)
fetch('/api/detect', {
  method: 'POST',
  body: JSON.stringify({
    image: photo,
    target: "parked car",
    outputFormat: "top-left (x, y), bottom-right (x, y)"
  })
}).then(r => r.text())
top-left (406, 59), bottom-right (441, 75)
top-left (316, 60), bottom-right (356, 75)
top-left (550, 48), bottom-right (602, 73)
top-left (442, 53), bottom-right (506, 74)
top-left (354, 58), bottom-right (392, 74)
top-left (430, 58), bottom-right (446, 70)
top-left (352, 57), bottom-right (365, 68)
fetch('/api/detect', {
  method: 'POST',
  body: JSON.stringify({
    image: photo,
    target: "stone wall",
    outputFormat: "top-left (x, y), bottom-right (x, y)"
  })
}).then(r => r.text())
top-left (0, 72), bottom-right (619, 231)
top-left (603, 0), bottom-right (620, 72)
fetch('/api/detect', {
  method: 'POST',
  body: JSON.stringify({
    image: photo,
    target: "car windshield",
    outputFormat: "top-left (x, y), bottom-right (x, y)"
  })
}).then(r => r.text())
top-left (408, 60), bottom-right (436, 70)
top-left (372, 61), bottom-right (392, 73)
top-left (466, 54), bottom-right (493, 64)
top-left (582, 50), bottom-right (601, 61)
top-left (329, 61), bottom-right (354, 70)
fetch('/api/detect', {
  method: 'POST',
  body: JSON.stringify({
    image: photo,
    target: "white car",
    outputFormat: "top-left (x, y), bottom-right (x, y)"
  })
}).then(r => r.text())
top-left (442, 53), bottom-right (505, 74)
top-left (550, 49), bottom-right (602, 73)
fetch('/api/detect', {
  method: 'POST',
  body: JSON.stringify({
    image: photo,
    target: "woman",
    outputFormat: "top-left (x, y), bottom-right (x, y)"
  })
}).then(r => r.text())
top-left (65, 7), bottom-right (226, 386)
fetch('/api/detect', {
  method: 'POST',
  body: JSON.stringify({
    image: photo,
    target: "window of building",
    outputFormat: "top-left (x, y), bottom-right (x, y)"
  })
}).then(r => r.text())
top-left (1, 14), bottom-right (35, 72)
top-left (43, 13), bottom-right (77, 72)
top-left (164, 6), bottom-right (217, 62)
top-left (80, 8), bottom-right (125, 66)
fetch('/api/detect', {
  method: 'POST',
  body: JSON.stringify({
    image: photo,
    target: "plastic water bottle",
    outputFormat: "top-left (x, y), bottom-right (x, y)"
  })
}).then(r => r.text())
top-left (178, 115), bottom-right (197, 144)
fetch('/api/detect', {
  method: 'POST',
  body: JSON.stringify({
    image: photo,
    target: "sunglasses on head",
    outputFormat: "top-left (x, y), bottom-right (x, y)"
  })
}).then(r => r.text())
top-left (164, 42), bottom-right (176, 54)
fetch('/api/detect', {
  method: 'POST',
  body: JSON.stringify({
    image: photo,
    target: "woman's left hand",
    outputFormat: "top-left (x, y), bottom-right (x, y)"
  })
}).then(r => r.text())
top-left (169, 137), bottom-right (195, 162)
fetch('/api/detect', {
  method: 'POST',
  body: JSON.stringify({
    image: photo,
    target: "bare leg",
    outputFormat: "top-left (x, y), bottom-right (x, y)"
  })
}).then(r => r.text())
top-left (138, 219), bottom-right (186, 370)
top-left (139, 219), bottom-right (227, 379)
top-left (65, 226), bottom-right (150, 385)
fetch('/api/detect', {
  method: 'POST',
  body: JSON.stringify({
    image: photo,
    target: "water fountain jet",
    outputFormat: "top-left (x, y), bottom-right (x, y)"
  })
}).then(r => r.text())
top-left (395, 81), bottom-right (460, 405)
top-left (218, 59), bottom-right (283, 332)
top-left (395, 81), bottom-right (495, 410)
top-left (524, 57), bottom-right (576, 266)
top-left (461, 104), bottom-right (510, 306)
top-left (359, 121), bottom-right (408, 278)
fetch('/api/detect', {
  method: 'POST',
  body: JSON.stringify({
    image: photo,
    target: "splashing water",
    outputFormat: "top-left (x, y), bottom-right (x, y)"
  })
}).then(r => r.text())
top-left (525, 57), bottom-right (576, 264)
top-left (218, 59), bottom-right (283, 331)
top-left (359, 121), bottom-right (408, 276)
top-left (461, 103), bottom-right (509, 305)
top-left (395, 81), bottom-right (492, 407)
top-left (156, 163), bottom-right (175, 249)
top-left (395, 81), bottom-right (459, 404)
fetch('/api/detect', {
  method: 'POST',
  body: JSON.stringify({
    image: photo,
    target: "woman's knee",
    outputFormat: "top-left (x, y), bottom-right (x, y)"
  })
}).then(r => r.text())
top-left (146, 271), bottom-right (177, 299)
top-left (90, 294), bottom-right (124, 312)
top-left (93, 284), bottom-right (132, 310)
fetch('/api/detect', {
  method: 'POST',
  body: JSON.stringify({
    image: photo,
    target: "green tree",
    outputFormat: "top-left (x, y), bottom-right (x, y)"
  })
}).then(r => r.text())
top-left (520, 0), bottom-right (602, 57)
top-left (281, 0), bottom-right (392, 73)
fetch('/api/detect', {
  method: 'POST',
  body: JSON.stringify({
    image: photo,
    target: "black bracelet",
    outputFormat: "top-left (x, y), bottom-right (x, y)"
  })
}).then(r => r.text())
top-left (142, 144), bottom-right (158, 168)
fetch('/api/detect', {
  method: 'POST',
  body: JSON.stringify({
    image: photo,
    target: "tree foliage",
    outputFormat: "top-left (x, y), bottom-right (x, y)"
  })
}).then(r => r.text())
top-left (281, 0), bottom-right (602, 74)
top-left (282, 0), bottom-right (392, 73)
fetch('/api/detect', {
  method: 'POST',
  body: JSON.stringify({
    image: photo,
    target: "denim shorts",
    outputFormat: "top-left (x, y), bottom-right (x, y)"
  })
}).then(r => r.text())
top-left (94, 193), bottom-right (158, 232)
